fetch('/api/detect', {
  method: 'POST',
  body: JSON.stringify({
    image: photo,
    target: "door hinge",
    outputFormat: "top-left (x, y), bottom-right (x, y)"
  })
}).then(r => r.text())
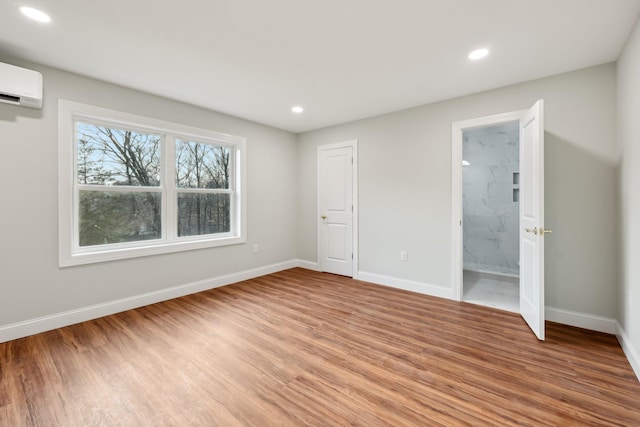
top-left (352, 253), bottom-right (353, 259)
top-left (351, 157), bottom-right (353, 164)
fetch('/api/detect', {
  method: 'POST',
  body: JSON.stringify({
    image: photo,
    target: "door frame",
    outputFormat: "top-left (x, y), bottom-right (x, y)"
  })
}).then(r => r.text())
top-left (317, 139), bottom-right (359, 278)
top-left (451, 110), bottom-right (526, 301)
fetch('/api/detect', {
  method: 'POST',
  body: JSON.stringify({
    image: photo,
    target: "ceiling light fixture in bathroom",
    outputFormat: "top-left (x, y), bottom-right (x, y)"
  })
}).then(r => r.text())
top-left (291, 106), bottom-right (304, 114)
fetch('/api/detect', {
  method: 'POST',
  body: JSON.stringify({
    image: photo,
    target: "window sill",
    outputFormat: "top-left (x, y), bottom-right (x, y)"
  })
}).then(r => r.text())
top-left (59, 235), bottom-right (246, 267)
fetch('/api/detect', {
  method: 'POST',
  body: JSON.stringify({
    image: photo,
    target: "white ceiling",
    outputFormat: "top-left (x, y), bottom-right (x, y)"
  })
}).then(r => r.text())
top-left (2, 0), bottom-right (640, 133)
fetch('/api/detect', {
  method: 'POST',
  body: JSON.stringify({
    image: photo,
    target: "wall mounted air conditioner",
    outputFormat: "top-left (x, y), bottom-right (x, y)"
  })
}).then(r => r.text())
top-left (0, 62), bottom-right (43, 109)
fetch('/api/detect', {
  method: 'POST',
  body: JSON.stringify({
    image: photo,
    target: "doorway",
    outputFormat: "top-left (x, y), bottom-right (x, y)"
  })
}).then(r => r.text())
top-left (451, 101), bottom-right (547, 340)
top-left (461, 121), bottom-right (520, 313)
top-left (317, 140), bottom-right (358, 277)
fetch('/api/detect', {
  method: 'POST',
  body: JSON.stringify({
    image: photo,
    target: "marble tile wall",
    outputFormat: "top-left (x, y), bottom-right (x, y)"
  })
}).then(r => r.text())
top-left (463, 122), bottom-right (520, 276)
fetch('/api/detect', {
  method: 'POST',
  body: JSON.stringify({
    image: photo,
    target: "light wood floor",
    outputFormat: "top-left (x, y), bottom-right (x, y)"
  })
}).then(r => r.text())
top-left (1, 268), bottom-right (639, 426)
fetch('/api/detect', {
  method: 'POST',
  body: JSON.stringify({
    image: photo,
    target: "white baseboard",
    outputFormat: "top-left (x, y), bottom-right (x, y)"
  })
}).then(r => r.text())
top-left (357, 271), bottom-right (454, 300)
top-left (296, 259), bottom-right (321, 271)
top-left (294, 262), bottom-right (640, 382)
top-left (297, 268), bottom-right (621, 340)
top-left (0, 260), bottom-right (298, 344)
top-left (4, 259), bottom-right (633, 380)
top-left (353, 271), bottom-right (621, 337)
top-left (545, 306), bottom-right (617, 334)
top-left (616, 323), bottom-right (640, 382)
top-left (463, 268), bottom-right (519, 279)
top-left (463, 266), bottom-right (519, 278)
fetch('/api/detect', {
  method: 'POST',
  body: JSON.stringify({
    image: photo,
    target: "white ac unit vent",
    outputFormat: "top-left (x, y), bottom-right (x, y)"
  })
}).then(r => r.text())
top-left (0, 62), bottom-right (43, 109)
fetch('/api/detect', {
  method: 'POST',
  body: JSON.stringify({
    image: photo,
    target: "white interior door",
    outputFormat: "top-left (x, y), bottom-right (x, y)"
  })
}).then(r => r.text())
top-left (519, 100), bottom-right (546, 340)
top-left (318, 145), bottom-right (353, 276)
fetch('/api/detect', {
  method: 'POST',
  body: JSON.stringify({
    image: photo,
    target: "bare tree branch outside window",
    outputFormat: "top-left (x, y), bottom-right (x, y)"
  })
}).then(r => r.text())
top-left (76, 124), bottom-right (232, 246)
top-left (76, 122), bottom-right (161, 246)
top-left (176, 140), bottom-right (231, 236)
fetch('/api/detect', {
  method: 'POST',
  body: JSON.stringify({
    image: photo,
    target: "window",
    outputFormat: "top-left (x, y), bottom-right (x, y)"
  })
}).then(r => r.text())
top-left (59, 100), bottom-right (246, 266)
top-left (175, 139), bottom-right (232, 238)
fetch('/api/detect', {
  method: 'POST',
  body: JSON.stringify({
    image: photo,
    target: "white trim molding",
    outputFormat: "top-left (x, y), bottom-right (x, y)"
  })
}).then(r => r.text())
top-left (296, 259), bottom-right (322, 271)
top-left (316, 139), bottom-right (359, 278)
top-left (58, 99), bottom-right (247, 267)
top-left (451, 110), bottom-right (526, 301)
top-left (617, 323), bottom-right (640, 382)
top-left (4, 259), bottom-right (635, 383)
top-left (545, 306), bottom-right (617, 334)
top-left (348, 272), bottom-right (621, 338)
top-left (357, 271), bottom-right (455, 300)
top-left (0, 260), bottom-right (297, 344)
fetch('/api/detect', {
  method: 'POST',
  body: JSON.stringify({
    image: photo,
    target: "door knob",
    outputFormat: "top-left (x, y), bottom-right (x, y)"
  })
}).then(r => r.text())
top-left (321, 215), bottom-right (327, 220)
top-left (525, 227), bottom-right (552, 236)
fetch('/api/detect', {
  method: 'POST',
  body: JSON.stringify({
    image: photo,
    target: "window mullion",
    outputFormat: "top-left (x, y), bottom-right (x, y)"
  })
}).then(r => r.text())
top-left (174, 188), bottom-right (232, 194)
top-left (164, 134), bottom-right (176, 243)
top-left (72, 119), bottom-right (80, 251)
top-left (75, 184), bottom-right (163, 193)
top-left (73, 184), bottom-right (80, 251)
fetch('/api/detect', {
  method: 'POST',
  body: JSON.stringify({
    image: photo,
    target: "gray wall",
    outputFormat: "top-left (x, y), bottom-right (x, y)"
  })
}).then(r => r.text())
top-left (0, 57), bottom-right (298, 327)
top-left (463, 123), bottom-right (520, 276)
top-left (298, 63), bottom-right (618, 318)
top-left (618, 18), bottom-right (640, 365)
top-left (0, 55), bottom-right (624, 338)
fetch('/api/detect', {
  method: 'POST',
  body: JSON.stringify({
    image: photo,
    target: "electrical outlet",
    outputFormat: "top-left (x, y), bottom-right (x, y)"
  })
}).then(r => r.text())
top-left (400, 250), bottom-right (408, 262)
top-left (253, 243), bottom-right (259, 253)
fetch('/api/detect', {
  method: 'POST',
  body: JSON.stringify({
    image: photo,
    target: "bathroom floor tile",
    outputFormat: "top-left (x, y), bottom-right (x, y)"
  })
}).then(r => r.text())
top-left (463, 270), bottom-right (519, 313)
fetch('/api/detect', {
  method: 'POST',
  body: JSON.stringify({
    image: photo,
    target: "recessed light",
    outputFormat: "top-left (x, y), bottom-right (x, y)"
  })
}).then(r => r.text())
top-left (291, 106), bottom-right (304, 114)
top-left (20, 6), bottom-right (51, 23)
top-left (468, 48), bottom-right (489, 60)
top-left (462, 160), bottom-right (470, 166)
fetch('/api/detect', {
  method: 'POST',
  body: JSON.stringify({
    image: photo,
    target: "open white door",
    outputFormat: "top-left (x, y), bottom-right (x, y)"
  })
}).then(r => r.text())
top-left (519, 100), bottom-right (547, 340)
top-left (318, 143), bottom-right (354, 277)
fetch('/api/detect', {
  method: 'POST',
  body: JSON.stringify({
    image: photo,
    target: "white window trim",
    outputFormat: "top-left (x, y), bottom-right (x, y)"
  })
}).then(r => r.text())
top-left (58, 99), bottom-right (247, 267)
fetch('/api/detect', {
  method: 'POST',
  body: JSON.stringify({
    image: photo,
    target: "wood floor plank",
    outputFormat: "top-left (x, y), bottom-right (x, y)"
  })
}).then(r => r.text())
top-left (1, 268), bottom-right (639, 426)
